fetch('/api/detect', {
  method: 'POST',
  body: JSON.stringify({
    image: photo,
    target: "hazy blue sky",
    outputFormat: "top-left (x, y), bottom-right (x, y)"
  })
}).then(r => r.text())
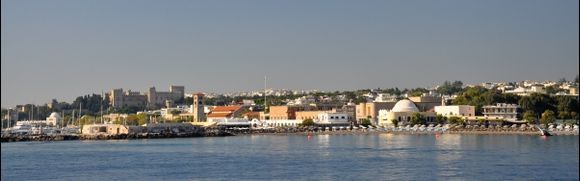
top-left (1, 0), bottom-right (578, 107)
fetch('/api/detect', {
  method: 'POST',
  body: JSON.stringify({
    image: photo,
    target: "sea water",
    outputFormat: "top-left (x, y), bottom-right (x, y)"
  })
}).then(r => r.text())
top-left (2, 134), bottom-right (578, 180)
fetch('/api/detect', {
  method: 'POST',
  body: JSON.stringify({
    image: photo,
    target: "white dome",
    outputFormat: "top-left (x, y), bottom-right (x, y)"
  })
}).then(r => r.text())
top-left (391, 99), bottom-right (419, 112)
top-left (49, 112), bottom-right (61, 118)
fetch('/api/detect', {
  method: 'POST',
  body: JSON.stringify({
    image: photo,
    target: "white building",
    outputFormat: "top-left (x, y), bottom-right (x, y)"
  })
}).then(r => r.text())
top-left (378, 99), bottom-right (436, 127)
top-left (504, 85), bottom-right (545, 96)
top-left (434, 105), bottom-right (475, 117)
top-left (250, 119), bottom-right (302, 128)
top-left (482, 103), bottom-right (520, 121)
top-left (374, 93), bottom-right (397, 102)
top-left (46, 112), bottom-right (62, 127)
top-left (316, 112), bottom-right (349, 125)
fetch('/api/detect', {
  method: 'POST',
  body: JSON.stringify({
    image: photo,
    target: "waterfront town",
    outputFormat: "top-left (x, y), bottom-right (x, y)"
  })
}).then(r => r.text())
top-left (1, 78), bottom-right (579, 141)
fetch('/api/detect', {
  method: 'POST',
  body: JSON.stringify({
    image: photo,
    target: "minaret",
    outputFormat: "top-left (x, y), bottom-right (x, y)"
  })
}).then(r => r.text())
top-left (193, 93), bottom-right (206, 122)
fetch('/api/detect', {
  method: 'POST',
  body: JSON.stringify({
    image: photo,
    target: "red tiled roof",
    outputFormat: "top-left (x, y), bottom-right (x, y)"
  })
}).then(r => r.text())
top-left (243, 111), bottom-right (260, 116)
top-left (211, 106), bottom-right (243, 112)
top-left (207, 112), bottom-right (233, 118)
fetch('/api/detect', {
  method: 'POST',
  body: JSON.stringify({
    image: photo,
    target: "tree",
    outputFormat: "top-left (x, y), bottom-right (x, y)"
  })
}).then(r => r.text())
top-left (409, 88), bottom-right (429, 97)
top-left (452, 86), bottom-right (491, 115)
top-left (170, 110), bottom-right (181, 116)
top-left (448, 116), bottom-right (463, 125)
top-left (360, 118), bottom-right (372, 127)
top-left (540, 110), bottom-right (555, 127)
top-left (435, 115), bottom-right (446, 125)
top-left (302, 118), bottom-right (315, 127)
top-left (436, 80), bottom-right (463, 95)
top-left (555, 96), bottom-right (578, 119)
top-left (125, 114), bottom-right (140, 126)
top-left (136, 114), bottom-right (149, 125)
top-left (477, 118), bottom-right (486, 125)
top-left (390, 119), bottom-right (399, 127)
top-left (558, 111), bottom-right (570, 120)
top-left (519, 93), bottom-right (554, 116)
top-left (410, 113), bottom-right (426, 125)
top-left (523, 111), bottom-right (536, 124)
top-left (571, 112), bottom-right (578, 120)
top-left (72, 94), bottom-right (109, 115)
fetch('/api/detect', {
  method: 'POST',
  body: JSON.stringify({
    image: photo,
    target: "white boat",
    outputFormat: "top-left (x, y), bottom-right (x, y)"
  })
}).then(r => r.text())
top-left (7, 122), bottom-right (33, 135)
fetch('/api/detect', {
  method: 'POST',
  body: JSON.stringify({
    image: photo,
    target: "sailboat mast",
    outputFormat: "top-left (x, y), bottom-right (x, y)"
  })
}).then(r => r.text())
top-left (6, 109), bottom-right (9, 129)
top-left (61, 110), bottom-right (64, 128)
top-left (72, 110), bottom-right (75, 126)
top-left (79, 102), bottom-right (82, 124)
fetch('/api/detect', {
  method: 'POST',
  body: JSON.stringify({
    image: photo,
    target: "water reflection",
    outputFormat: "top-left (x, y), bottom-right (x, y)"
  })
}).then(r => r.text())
top-left (435, 134), bottom-right (463, 178)
top-left (317, 134), bottom-right (331, 157)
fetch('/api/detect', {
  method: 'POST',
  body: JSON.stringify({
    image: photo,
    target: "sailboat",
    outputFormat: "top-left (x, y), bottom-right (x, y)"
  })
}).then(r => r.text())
top-left (535, 125), bottom-right (553, 136)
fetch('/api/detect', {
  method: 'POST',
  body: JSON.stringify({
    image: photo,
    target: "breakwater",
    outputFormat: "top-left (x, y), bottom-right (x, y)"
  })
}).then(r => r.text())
top-left (1, 128), bottom-right (232, 142)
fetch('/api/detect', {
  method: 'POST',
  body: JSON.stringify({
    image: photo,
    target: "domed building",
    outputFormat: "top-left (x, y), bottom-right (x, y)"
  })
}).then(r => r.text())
top-left (46, 112), bottom-right (62, 127)
top-left (391, 99), bottom-right (420, 112)
top-left (378, 99), bottom-right (435, 127)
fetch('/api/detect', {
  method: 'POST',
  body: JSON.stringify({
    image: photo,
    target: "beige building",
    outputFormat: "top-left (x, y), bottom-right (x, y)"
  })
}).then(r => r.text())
top-left (378, 99), bottom-right (436, 127)
top-left (81, 124), bottom-right (143, 135)
top-left (569, 86), bottom-right (579, 95)
top-left (356, 102), bottom-right (397, 125)
top-left (103, 113), bottom-right (129, 123)
top-left (408, 95), bottom-right (442, 112)
top-left (434, 105), bottom-right (475, 117)
top-left (268, 104), bottom-right (346, 121)
top-left (296, 110), bottom-right (331, 121)
top-left (109, 89), bottom-right (148, 108)
top-left (268, 105), bottom-right (312, 120)
top-left (109, 85), bottom-right (185, 109)
top-left (147, 85), bottom-right (185, 108)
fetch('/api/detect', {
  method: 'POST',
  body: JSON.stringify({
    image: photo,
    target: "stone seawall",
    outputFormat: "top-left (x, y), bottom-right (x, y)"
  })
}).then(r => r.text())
top-left (1, 129), bottom-right (233, 143)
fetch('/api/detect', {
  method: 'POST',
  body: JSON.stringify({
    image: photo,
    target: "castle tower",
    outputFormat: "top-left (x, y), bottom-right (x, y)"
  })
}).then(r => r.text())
top-left (148, 87), bottom-right (157, 108)
top-left (193, 93), bottom-right (206, 122)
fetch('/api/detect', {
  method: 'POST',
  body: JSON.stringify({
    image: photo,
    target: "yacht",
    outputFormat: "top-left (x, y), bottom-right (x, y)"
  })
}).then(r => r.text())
top-left (7, 122), bottom-right (33, 135)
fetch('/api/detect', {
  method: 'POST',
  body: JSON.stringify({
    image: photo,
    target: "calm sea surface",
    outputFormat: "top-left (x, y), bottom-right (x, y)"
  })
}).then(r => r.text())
top-left (1, 134), bottom-right (579, 180)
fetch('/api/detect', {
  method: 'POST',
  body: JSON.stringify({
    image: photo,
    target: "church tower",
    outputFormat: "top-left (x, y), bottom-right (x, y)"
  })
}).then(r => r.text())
top-left (193, 93), bottom-right (206, 122)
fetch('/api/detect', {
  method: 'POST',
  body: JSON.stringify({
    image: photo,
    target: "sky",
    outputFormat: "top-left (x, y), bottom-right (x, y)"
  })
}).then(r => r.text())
top-left (1, 0), bottom-right (579, 107)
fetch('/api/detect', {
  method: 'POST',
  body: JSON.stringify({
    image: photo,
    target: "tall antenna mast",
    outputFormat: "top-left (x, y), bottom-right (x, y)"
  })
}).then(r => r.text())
top-left (264, 76), bottom-right (267, 113)
top-left (101, 91), bottom-right (104, 124)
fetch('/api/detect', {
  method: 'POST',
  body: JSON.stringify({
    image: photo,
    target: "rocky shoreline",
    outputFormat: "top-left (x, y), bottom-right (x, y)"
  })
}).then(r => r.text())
top-left (1, 130), bottom-right (233, 143)
top-left (2, 128), bottom-right (578, 143)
